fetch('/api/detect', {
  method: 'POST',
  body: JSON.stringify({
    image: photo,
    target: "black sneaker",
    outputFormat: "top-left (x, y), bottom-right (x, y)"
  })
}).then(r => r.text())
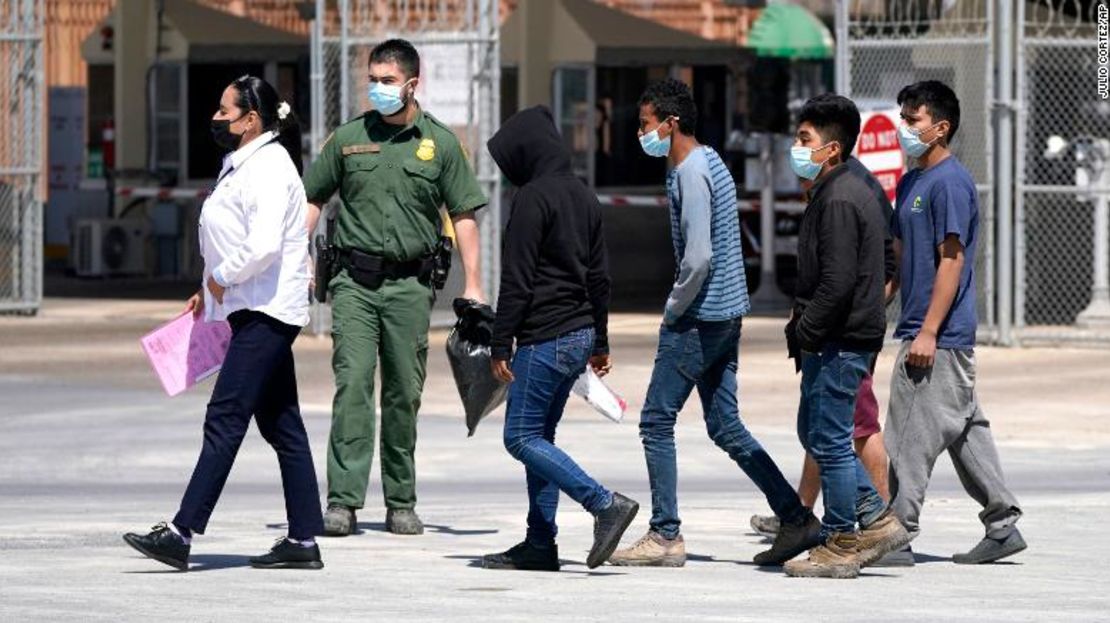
top-left (953, 529), bottom-right (1027, 564)
top-left (123, 522), bottom-right (190, 571)
top-left (249, 538), bottom-right (324, 570)
top-left (753, 511), bottom-right (822, 566)
top-left (482, 541), bottom-right (560, 572)
top-left (587, 492), bottom-right (639, 569)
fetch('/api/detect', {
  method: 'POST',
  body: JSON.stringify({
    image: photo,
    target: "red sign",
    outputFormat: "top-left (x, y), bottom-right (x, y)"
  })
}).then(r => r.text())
top-left (855, 110), bottom-right (905, 203)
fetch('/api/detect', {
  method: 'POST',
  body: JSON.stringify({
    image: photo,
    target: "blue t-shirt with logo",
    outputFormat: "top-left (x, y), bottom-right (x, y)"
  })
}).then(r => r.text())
top-left (892, 156), bottom-right (979, 349)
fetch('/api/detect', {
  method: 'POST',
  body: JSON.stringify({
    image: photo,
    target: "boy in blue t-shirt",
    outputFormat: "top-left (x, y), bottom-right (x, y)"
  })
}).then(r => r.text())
top-left (883, 81), bottom-right (1025, 566)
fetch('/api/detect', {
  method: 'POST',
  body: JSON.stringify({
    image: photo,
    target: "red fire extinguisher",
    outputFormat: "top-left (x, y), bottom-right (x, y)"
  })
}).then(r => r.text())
top-left (102, 119), bottom-right (115, 172)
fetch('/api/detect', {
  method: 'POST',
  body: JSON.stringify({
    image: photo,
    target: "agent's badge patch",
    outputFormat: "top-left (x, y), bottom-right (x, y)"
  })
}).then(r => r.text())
top-left (416, 139), bottom-right (436, 161)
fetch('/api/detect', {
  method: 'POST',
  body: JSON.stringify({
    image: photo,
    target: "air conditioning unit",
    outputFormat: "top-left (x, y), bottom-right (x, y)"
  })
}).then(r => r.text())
top-left (72, 218), bottom-right (149, 277)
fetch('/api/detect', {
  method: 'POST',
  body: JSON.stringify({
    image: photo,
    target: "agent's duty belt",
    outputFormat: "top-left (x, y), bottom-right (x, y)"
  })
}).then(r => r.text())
top-left (337, 247), bottom-right (435, 290)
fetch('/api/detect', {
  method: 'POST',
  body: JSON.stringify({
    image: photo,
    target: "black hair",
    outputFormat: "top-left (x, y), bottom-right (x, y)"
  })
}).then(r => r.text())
top-left (369, 38), bottom-right (421, 79)
top-left (797, 93), bottom-right (861, 156)
top-left (229, 74), bottom-right (303, 174)
top-left (638, 78), bottom-right (697, 135)
top-left (897, 80), bottom-right (961, 141)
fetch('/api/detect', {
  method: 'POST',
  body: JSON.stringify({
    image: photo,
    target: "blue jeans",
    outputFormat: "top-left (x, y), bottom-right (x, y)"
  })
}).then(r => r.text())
top-left (503, 326), bottom-right (614, 547)
top-left (797, 348), bottom-right (886, 535)
top-left (640, 318), bottom-right (807, 539)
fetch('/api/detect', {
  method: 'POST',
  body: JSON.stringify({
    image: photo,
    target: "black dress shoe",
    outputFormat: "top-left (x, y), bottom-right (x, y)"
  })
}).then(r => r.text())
top-left (249, 538), bottom-right (325, 570)
top-left (123, 522), bottom-right (190, 571)
top-left (482, 541), bottom-right (560, 572)
top-left (588, 492), bottom-right (639, 569)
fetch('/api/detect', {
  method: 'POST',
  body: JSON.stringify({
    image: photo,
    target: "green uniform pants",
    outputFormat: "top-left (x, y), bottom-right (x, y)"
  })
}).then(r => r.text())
top-left (327, 270), bottom-right (432, 510)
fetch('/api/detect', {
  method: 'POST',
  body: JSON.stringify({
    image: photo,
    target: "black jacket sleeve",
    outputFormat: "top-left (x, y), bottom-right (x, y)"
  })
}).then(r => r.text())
top-left (586, 202), bottom-right (611, 356)
top-left (884, 219), bottom-right (897, 283)
top-left (491, 189), bottom-right (545, 361)
top-left (796, 200), bottom-right (860, 352)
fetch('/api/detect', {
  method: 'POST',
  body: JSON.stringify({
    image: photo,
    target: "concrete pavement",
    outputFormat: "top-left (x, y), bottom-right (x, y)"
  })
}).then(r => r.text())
top-left (1, 299), bottom-right (1108, 621)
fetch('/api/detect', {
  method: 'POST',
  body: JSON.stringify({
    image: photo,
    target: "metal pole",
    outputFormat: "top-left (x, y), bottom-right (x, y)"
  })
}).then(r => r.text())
top-left (339, 0), bottom-right (350, 122)
top-left (310, 0), bottom-right (323, 155)
top-left (480, 0), bottom-right (501, 302)
top-left (834, 0), bottom-right (850, 95)
top-left (751, 133), bottom-right (784, 306)
top-left (1013, 0), bottom-right (1027, 331)
top-left (996, 0), bottom-right (1014, 345)
top-left (1077, 144), bottom-right (1110, 328)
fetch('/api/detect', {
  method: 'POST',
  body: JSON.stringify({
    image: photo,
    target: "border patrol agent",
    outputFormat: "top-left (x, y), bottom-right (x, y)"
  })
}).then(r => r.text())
top-left (304, 39), bottom-right (488, 536)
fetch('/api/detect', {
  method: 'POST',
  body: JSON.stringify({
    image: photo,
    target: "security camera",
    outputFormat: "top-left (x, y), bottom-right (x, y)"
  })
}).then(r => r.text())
top-left (1044, 135), bottom-right (1068, 160)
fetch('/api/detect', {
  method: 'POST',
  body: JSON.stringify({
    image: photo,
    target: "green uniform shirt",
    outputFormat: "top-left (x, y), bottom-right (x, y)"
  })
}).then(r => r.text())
top-left (303, 108), bottom-right (487, 262)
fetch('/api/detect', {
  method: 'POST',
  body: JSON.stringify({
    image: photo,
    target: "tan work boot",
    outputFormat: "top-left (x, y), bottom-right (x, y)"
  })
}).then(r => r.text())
top-left (607, 531), bottom-right (686, 567)
top-left (856, 510), bottom-right (911, 568)
top-left (783, 532), bottom-right (860, 579)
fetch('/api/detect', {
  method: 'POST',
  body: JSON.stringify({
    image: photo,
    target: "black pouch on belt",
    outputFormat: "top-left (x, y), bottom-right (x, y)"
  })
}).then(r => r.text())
top-left (344, 248), bottom-right (387, 290)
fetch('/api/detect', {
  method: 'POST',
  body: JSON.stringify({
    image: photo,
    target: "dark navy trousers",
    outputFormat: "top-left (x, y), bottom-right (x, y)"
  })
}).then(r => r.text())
top-left (174, 310), bottom-right (324, 540)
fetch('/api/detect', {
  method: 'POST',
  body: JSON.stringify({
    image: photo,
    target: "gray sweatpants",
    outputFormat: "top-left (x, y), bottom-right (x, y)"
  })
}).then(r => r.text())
top-left (885, 342), bottom-right (1022, 540)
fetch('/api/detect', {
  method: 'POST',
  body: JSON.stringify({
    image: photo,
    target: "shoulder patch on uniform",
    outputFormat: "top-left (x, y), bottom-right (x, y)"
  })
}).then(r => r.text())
top-left (457, 137), bottom-right (472, 164)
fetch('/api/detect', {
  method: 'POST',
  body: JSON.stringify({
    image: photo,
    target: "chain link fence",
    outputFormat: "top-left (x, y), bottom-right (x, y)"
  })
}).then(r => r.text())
top-left (841, 0), bottom-right (997, 341)
top-left (309, 0), bottom-right (501, 332)
top-left (0, 0), bottom-right (43, 315)
top-left (1015, 0), bottom-right (1110, 345)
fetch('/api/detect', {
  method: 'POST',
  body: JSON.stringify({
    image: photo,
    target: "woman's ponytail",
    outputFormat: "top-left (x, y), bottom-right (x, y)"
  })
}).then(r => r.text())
top-left (230, 75), bottom-right (304, 174)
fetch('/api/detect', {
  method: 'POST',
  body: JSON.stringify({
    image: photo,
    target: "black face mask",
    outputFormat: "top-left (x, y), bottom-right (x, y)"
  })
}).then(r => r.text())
top-left (210, 114), bottom-right (246, 151)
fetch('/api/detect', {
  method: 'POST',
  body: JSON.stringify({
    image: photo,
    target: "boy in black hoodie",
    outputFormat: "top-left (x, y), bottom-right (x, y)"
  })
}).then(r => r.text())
top-left (481, 106), bottom-right (639, 572)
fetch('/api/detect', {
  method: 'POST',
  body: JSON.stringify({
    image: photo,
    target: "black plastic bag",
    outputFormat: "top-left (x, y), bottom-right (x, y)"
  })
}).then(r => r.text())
top-left (446, 298), bottom-right (508, 436)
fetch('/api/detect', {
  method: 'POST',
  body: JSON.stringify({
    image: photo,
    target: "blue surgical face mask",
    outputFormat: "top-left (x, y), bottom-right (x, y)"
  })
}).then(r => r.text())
top-left (639, 120), bottom-right (673, 158)
top-left (790, 144), bottom-right (833, 181)
top-left (898, 122), bottom-right (938, 158)
top-left (368, 79), bottom-right (413, 116)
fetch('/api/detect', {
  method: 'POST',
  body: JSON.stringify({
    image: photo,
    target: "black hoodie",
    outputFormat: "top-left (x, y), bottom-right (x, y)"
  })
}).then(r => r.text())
top-left (487, 106), bottom-right (610, 361)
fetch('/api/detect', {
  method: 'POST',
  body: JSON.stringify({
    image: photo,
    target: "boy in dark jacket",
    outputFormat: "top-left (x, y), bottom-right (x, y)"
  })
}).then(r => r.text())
top-left (482, 106), bottom-right (639, 572)
top-left (783, 94), bottom-right (910, 579)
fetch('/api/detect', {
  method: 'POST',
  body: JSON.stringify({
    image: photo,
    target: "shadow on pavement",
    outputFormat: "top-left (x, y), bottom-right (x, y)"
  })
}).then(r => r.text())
top-left (123, 553), bottom-right (251, 573)
top-left (444, 554), bottom-right (628, 577)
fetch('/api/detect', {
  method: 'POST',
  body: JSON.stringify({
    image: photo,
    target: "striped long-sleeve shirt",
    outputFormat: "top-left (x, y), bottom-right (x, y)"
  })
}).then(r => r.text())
top-left (663, 145), bottom-right (751, 324)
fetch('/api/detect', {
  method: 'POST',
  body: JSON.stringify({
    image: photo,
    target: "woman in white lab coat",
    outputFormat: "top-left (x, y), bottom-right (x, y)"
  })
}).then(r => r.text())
top-left (123, 75), bottom-right (324, 571)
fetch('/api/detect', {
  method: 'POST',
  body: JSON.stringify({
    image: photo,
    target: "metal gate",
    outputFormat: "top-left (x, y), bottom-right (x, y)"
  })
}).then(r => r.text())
top-left (1015, 0), bottom-right (1110, 345)
top-left (837, 0), bottom-right (998, 342)
top-left (0, 0), bottom-right (43, 315)
top-left (309, 0), bottom-right (501, 331)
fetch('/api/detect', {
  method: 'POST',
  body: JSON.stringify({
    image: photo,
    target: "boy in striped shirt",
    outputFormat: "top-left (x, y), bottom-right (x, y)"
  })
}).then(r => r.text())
top-left (609, 79), bottom-right (819, 568)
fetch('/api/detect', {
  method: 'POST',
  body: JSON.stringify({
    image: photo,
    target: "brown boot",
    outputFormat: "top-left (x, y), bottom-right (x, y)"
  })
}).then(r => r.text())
top-left (783, 532), bottom-right (861, 579)
top-left (856, 510), bottom-right (911, 568)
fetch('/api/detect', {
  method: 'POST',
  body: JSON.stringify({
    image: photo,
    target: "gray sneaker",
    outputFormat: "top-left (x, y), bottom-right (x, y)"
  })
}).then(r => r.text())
top-left (386, 508), bottom-right (425, 535)
top-left (323, 504), bottom-right (356, 537)
top-left (750, 514), bottom-right (780, 540)
top-left (587, 492), bottom-right (639, 569)
top-left (953, 529), bottom-right (1026, 564)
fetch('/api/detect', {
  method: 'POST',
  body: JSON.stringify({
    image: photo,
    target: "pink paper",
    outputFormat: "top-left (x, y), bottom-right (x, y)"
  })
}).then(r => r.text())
top-left (140, 312), bottom-right (232, 397)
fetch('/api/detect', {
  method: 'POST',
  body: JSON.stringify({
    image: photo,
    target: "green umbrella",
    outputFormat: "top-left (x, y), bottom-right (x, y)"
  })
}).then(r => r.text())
top-left (749, 2), bottom-right (834, 60)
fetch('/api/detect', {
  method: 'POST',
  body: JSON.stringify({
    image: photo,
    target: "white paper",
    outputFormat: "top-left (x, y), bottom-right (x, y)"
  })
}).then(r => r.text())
top-left (572, 368), bottom-right (627, 423)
